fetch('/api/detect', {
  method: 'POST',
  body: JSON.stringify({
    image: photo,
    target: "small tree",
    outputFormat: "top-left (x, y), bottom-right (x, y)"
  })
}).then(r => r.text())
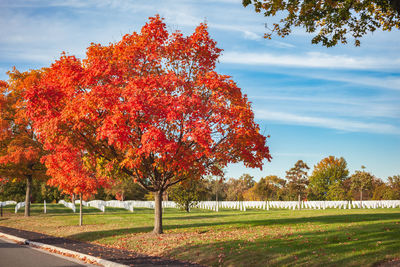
top-left (226, 174), bottom-right (255, 201)
top-left (254, 175), bottom-right (286, 200)
top-left (208, 164), bottom-right (225, 202)
top-left (286, 160), bottom-right (309, 201)
top-left (105, 178), bottom-right (148, 201)
top-left (169, 178), bottom-right (201, 212)
top-left (351, 166), bottom-right (374, 202)
top-left (45, 150), bottom-right (109, 226)
top-left (0, 178), bottom-right (26, 202)
top-left (384, 175), bottom-right (400, 199)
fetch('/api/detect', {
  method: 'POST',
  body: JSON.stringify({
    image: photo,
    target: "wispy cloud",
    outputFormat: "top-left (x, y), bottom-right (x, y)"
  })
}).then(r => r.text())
top-left (250, 95), bottom-right (400, 119)
top-left (221, 51), bottom-right (400, 70)
top-left (269, 40), bottom-right (296, 48)
top-left (255, 109), bottom-right (400, 135)
top-left (310, 73), bottom-right (400, 91)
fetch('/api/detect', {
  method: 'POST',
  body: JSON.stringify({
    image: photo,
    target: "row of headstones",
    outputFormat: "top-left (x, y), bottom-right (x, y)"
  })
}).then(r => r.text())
top-left (0, 201), bottom-right (17, 207)
top-left (14, 200), bottom-right (171, 213)
top-left (199, 200), bottom-right (400, 211)
top-left (198, 201), bottom-right (252, 211)
top-left (59, 200), bottom-right (146, 213)
top-left (0, 201), bottom-right (18, 213)
top-left (59, 200), bottom-right (178, 213)
top-left (12, 200), bottom-right (400, 213)
top-left (273, 200), bottom-right (400, 210)
top-left (200, 200), bottom-right (400, 211)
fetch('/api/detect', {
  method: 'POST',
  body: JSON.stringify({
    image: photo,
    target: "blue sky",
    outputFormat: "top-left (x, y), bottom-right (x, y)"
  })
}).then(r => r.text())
top-left (1, 0), bottom-right (399, 181)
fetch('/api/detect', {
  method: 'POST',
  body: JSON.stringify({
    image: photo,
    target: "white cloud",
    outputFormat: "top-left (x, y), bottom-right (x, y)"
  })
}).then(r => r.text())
top-left (255, 109), bottom-right (400, 135)
top-left (270, 40), bottom-right (296, 48)
top-left (221, 51), bottom-right (400, 70)
top-left (243, 30), bottom-right (261, 40)
top-left (311, 74), bottom-right (400, 91)
top-left (250, 95), bottom-right (400, 119)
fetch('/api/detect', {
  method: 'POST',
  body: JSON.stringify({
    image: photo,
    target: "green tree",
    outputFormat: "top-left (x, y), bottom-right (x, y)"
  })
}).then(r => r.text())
top-left (206, 164), bottom-right (226, 202)
top-left (255, 175), bottom-right (286, 200)
top-left (242, 0), bottom-right (400, 47)
top-left (308, 156), bottom-right (349, 200)
top-left (326, 181), bottom-right (347, 200)
top-left (105, 178), bottom-right (148, 201)
top-left (226, 174), bottom-right (255, 201)
top-left (351, 166), bottom-right (374, 201)
top-left (169, 179), bottom-right (201, 212)
top-left (384, 175), bottom-right (400, 199)
top-left (0, 178), bottom-right (26, 202)
top-left (286, 160), bottom-right (309, 201)
top-left (372, 183), bottom-right (390, 200)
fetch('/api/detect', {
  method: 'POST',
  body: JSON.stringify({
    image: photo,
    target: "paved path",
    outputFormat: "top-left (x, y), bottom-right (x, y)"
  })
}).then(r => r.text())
top-left (0, 238), bottom-right (89, 267)
top-left (0, 226), bottom-right (201, 266)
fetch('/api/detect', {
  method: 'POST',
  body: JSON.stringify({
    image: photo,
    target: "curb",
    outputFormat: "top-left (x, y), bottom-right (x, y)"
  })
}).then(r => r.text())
top-left (0, 232), bottom-right (129, 267)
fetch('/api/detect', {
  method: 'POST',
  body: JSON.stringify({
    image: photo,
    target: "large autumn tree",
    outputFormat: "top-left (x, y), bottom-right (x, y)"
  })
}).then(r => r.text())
top-left (243, 0), bottom-right (400, 47)
top-left (0, 69), bottom-right (47, 216)
top-left (26, 16), bottom-right (271, 234)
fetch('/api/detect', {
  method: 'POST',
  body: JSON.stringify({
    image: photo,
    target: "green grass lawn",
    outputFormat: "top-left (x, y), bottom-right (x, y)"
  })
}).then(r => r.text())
top-left (1, 203), bottom-right (399, 266)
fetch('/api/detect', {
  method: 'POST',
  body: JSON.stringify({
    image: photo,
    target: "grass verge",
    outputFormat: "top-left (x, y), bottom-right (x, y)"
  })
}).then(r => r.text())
top-left (1, 203), bottom-right (399, 266)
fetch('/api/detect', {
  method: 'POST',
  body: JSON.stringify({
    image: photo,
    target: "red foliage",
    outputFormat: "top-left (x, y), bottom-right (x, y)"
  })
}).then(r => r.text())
top-left (0, 69), bottom-right (45, 179)
top-left (25, 15), bottom-right (271, 194)
top-left (44, 147), bottom-right (108, 198)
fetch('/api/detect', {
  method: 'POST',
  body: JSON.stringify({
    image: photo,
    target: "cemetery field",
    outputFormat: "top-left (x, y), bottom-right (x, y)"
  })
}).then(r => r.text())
top-left (0, 204), bottom-right (400, 266)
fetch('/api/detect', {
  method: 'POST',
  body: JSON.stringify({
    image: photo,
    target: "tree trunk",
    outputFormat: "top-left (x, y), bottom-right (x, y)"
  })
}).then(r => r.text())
top-left (72, 194), bottom-right (75, 204)
top-left (121, 192), bottom-right (125, 201)
top-left (153, 190), bottom-right (163, 234)
top-left (185, 201), bottom-right (190, 213)
top-left (24, 175), bottom-right (32, 217)
top-left (298, 193), bottom-right (301, 210)
top-left (79, 193), bottom-right (83, 226)
top-left (360, 189), bottom-right (363, 208)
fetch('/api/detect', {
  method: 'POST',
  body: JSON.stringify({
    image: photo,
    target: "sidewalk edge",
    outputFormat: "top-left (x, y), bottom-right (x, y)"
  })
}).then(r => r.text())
top-left (0, 232), bottom-right (129, 267)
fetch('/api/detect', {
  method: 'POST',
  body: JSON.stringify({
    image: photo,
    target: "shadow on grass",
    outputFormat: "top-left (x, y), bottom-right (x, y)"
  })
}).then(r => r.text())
top-left (67, 212), bottom-right (400, 242)
top-left (164, 214), bottom-right (232, 220)
top-left (164, 220), bottom-right (400, 267)
top-left (6, 204), bottom-right (108, 216)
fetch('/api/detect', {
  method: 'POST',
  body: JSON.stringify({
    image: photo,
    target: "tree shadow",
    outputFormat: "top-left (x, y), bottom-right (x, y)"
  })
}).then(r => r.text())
top-left (67, 212), bottom-right (400, 242)
top-left (164, 214), bottom-right (232, 220)
top-left (163, 221), bottom-right (400, 266)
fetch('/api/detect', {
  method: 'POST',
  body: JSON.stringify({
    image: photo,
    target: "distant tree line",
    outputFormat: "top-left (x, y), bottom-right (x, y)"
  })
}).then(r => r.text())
top-left (2, 156), bottom-right (398, 205)
top-left (168, 156), bottom-right (400, 206)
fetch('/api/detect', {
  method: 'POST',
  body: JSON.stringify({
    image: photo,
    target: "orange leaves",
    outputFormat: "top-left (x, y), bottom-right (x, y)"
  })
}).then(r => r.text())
top-left (0, 69), bottom-right (46, 182)
top-left (24, 15), bottom-right (271, 195)
top-left (44, 147), bottom-right (109, 196)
